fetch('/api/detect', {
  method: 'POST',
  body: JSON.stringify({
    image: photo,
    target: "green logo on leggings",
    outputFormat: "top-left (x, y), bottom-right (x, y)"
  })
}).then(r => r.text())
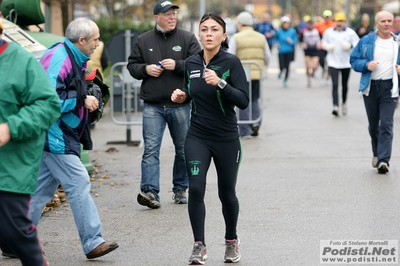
top-left (189, 160), bottom-right (200, 176)
top-left (191, 165), bottom-right (199, 175)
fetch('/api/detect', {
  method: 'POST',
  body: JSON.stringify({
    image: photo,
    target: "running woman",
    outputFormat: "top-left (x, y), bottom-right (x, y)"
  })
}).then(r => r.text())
top-left (299, 19), bottom-right (321, 87)
top-left (171, 12), bottom-right (249, 265)
top-left (275, 16), bottom-right (297, 87)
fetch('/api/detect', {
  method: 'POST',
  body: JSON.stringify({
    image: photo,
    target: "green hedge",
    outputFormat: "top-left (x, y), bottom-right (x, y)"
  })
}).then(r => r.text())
top-left (95, 16), bottom-right (154, 47)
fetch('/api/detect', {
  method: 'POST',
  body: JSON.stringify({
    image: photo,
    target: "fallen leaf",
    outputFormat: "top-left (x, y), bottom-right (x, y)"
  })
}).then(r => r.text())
top-left (106, 147), bottom-right (118, 153)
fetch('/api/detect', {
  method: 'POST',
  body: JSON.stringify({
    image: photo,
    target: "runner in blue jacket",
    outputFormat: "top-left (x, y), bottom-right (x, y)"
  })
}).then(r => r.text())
top-left (275, 16), bottom-right (297, 87)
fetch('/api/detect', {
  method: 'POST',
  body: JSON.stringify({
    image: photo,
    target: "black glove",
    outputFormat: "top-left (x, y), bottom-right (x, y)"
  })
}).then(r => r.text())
top-left (87, 82), bottom-right (103, 124)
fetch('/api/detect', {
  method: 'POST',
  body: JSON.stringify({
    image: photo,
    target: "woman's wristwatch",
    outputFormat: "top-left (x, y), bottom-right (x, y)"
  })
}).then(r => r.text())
top-left (217, 79), bottom-right (227, 89)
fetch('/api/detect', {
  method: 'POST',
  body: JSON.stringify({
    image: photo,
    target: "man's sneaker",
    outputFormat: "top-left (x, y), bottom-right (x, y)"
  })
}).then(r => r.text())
top-left (283, 81), bottom-right (288, 88)
top-left (224, 238), bottom-right (241, 263)
top-left (372, 157), bottom-right (378, 168)
top-left (173, 189), bottom-right (187, 204)
top-left (1, 252), bottom-right (18, 258)
top-left (377, 162), bottom-right (389, 174)
top-left (2, 250), bottom-right (48, 265)
top-left (332, 106), bottom-right (339, 117)
top-left (251, 124), bottom-right (259, 137)
top-left (189, 241), bottom-right (207, 265)
top-left (137, 191), bottom-right (161, 209)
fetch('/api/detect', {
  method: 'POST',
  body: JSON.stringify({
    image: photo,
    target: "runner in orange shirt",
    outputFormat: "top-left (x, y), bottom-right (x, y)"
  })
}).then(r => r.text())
top-left (316, 10), bottom-right (336, 78)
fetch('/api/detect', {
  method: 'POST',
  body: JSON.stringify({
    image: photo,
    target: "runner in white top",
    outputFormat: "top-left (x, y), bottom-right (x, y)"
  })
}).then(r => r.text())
top-left (322, 13), bottom-right (359, 116)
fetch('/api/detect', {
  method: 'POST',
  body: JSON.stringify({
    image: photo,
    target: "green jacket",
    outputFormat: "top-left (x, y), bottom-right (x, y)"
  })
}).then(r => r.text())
top-left (0, 41), bottom-right (60, 195)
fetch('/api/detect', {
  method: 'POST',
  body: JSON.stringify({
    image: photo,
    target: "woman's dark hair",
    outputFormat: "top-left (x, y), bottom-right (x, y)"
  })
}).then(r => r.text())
top-left (200, 12), bottom-right (229, 49)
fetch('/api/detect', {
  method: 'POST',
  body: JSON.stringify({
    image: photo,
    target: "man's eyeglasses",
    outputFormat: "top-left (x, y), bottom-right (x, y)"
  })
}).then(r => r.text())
top-left (160, 10), bottom-right (178, 18)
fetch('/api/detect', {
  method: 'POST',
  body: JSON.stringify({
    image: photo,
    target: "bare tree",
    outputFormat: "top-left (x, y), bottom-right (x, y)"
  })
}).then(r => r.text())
top-left (42, 0), bottom-right (92, 31)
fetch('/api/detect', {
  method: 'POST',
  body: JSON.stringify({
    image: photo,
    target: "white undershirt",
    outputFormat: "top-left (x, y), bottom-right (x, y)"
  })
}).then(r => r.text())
top-left (371, 37), bottom-right (394, 80)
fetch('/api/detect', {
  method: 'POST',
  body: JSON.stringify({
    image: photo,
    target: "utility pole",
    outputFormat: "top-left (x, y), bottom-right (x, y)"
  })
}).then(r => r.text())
top-left (312, 0), bottom-right (317, 17)
top-left (199, 0), bottom-right (206, 19)
top-left (345, 0), bottom-right (350, 27)
top-left (267, 0), bottom-right (271, 15)
top-left (286, 0), bottom-right (291, 16)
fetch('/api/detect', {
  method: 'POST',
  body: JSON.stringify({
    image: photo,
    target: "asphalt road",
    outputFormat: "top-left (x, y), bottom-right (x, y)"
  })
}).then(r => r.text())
top-left (2, 46), bottom-right (400, 266)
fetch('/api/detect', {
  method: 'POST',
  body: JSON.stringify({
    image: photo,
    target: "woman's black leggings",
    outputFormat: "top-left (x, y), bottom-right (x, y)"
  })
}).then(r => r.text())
top-left (278, 52), bottom-right (294, 81)
top-left (329, 67), bottom-right (351, 106)
top-left (185, 135), bottom-right (241, 244)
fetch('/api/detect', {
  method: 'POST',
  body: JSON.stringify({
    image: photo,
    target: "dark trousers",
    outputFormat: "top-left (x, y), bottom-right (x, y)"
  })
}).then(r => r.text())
top-left (319, 50), bottom-right (327, 69)
top-left (185, 135), bottom-right (241, 244)
top-left (267, 42), bottom-right (273, 52)
top-left (278, 52), bottom-right (294, 81)
top-left (329, 67), bottom-right (351, 106)
top-left (0, 191), bottom-right (47, 266)
top-left (363, 79), bottom-right (397, 165)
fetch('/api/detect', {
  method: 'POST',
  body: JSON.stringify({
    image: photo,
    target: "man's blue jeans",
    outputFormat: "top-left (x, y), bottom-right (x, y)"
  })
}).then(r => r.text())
top-left (363, 79), bottom-right (398, 166)
top-left (29, 152), bottom-right (104, 254)
top-left (140, 103), bottom-right (190, 200)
